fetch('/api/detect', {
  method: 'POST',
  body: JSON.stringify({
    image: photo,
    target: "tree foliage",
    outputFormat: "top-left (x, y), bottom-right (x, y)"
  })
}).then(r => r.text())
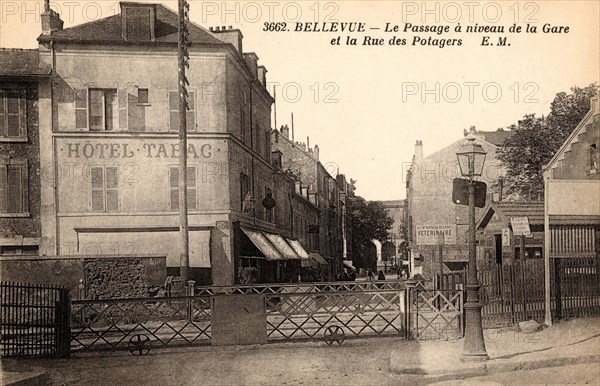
top-left (347, 180), bottom-right (394, 268)
top-left (497, 83), bottom-right (598, 198)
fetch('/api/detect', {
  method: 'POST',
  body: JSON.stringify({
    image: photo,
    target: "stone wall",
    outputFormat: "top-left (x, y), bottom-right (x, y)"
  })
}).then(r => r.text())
top-left (84, 258), bottom-right (148, 299)
top-left (0, 255), bottom-right (166, 299)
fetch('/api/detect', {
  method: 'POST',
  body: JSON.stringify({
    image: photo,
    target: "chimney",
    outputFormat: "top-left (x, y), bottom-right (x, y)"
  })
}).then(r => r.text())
top-left (243, 52), bottom-right (259, 78)
top-left (307, 136), bottom-right (310, 150)
top-left (257, 66), bottom-right (267, 86)
top-left (313, 144), bottom-right (319, 161)
top-left (213, 27), bottom-right (243, 54)
top-left (41, 0), bottom-right (63, 35)
top-left (415, 140), bottom-right (423, 162)
top-left (280, 124), bottom-right (289, 139)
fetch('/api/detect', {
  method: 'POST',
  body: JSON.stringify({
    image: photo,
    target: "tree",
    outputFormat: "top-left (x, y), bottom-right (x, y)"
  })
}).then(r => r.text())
top-left (347, 181), bottom-right (394, 269)
top-left (497, 83), bottom-right (598, 198)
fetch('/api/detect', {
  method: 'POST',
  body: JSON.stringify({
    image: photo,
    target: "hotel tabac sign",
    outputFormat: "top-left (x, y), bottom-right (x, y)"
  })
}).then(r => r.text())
top-left (416, 225), bottom-right (457, 245)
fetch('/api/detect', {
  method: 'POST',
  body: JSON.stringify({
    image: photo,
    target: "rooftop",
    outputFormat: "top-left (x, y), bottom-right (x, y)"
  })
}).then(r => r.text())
top-left (464, 126), bottom-right (515, 147)
top-left (37, 3), bottom-right (224, 46)
top-left (477, 200), bottom-right (545, 229)
top-left (0, 49), bottom-right (51, 77)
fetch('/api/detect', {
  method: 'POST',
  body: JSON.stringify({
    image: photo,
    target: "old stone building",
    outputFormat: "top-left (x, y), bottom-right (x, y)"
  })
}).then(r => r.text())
top-left (405, 131), bottom-right (507, 281)
top-left (271, 126), bottom-right (349, 279)
top-left (32, 1), bottom-right (316, 285)
top-left (0, 49), bottom-right (50, 255)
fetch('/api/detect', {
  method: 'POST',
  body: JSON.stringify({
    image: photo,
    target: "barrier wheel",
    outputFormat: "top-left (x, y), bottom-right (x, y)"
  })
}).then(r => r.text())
top-left (324, 325), bottom-right (345, 346)
top-left (128, 334), bottom-right (151, 356)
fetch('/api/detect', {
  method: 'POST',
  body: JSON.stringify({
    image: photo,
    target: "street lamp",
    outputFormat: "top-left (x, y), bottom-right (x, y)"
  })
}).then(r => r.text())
top-left (456, 134), bottom-right (489, 361)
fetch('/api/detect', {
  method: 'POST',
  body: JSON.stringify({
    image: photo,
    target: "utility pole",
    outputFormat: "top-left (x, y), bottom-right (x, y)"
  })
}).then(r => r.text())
top-left (178, 0), bottom-right (191, 280)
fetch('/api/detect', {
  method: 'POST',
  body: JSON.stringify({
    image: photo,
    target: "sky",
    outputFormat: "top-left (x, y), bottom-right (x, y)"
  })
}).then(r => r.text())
top-left (1, 0), bottom-right (599, 200)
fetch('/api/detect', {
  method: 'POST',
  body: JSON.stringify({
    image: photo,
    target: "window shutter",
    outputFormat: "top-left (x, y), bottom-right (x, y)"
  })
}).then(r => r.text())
top-left (75, 89), bottom-right (88, 129)
top-left (105, 167), bottom-right (118, 211)
top-left (187, 166), bottom-right (196, 210)
top-left (0, 163), bottom-right (6, 212)
top-left (186, 91), bottom-right (195, 132)
top-left (91, 166), bottom-right (104, 211)
top-left (169, 91), bottom-right (178, 132)
top-left (21, 161), bottom-right (28, 213)
top-left (7, 165), bottom-right (22, 213)
top-left (118, 89), bottom-right (128, 130)
top-left (169, 166), bottom-right (179, 210)
top-left (0, 91), bottom-right (4, 137)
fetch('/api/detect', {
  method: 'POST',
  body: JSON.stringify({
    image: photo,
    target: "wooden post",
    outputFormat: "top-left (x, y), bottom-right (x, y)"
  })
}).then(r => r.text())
top-left (178, 0), bottom-right (190, 280)
top-left (519, 235), bottom-right (527, 319)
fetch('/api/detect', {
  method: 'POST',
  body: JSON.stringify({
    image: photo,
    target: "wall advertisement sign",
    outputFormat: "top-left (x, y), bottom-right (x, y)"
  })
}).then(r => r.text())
top-left (416, 225), bottom-right (457, 245)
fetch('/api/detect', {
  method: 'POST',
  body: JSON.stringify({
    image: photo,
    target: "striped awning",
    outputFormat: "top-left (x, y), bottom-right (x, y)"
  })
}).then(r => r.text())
top-left (241, 228), bottom-right (284, 261)
top-left (263, 232), bottom-right (300, 260)
top-left (309, 252), bottom-right (327, 264)
top-left (286, 239), bottom-right (311, 260)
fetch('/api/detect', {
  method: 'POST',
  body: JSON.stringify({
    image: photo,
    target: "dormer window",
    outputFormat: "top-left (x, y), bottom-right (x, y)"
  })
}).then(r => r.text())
top-left (121, 3), bottom-right (156, 42)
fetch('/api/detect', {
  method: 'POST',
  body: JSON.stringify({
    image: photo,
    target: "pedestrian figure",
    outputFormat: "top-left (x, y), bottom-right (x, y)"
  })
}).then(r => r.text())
top-left (376, 270), bottom-right (386, 289)
top-left (349, 269), bottom-right (356, 281)
top-left (367, 268), bottom-right (374, 281)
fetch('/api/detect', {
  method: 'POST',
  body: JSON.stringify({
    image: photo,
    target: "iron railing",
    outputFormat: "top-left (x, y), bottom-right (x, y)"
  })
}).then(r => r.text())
top-left (1, 282), bottom-right (70, 358)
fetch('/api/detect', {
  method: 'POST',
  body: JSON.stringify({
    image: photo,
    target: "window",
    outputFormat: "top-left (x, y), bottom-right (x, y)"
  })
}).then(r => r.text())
top-left (0, 159), bottom-right (28, 216)
top-left (89, 89), bottom-right (117, 131)
top-left (169, 166), bottom-right (197, 210)
top-left (0, 90), bottom-right (26, 140)
top-left (138, 88), bottom-right (149, 104)
top-left (169, 91), bottom-right (195, 132)
top-left (240, 173), bottom-right (250, 212)
top-left (91, 166), bottom-right (119, 211)
top-left (591, 144), bottom-right (599, 172)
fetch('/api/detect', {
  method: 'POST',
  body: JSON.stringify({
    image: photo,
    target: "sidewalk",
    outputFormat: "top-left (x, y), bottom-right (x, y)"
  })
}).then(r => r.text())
top-left (390, 316), bottom-right (600, 382)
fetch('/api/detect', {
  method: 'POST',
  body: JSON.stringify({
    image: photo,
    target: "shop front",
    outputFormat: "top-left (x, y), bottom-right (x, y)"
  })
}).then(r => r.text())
top-left (235, 225), bottom-right (310, 284)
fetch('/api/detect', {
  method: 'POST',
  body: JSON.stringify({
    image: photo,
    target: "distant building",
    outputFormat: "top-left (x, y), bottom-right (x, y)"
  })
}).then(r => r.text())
top-left (271, 125), bottom-right (350, 279)
top-left (0, 49), bottom-right (50, 255)
top-left (463, 126), bottom-right (515, 147)
top-left (378, 200), bottom-right (407, 267)
top-left (405, 132), bottom-right (507, 281)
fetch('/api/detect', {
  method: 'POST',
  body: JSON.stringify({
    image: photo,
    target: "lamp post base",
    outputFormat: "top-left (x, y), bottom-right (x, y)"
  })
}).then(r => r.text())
top-left (462, 285), bottom-right (489, 361)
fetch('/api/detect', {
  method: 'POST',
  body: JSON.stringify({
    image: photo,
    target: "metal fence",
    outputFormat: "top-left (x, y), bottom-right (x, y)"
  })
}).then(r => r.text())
top-left (409, 287), bottom-right (464, 340)
top-left (70, 280), bottom-right (408, 354)
top-left (264, 285), bottom-right (406, 341)
top-left (1, 282), bottom-right (71, 358)
top-left (71, 292), bottom-right (211, 354)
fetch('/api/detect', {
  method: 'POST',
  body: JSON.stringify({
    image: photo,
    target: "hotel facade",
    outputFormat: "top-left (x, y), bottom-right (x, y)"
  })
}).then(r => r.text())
top-left (32, 1), bottom-right (323, 285)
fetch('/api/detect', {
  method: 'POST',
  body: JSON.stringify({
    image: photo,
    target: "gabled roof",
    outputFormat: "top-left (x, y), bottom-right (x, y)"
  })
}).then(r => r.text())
top-left (477, 130), bottom-right (515, 147)
top-left (476, 201), bottom-right (545, 230)
top-left (0, 49), bottom-right (51, 77)
top-left (37, 3), bottom-right (224, 46)
top-left (544, 93), bottom-right (600, 173)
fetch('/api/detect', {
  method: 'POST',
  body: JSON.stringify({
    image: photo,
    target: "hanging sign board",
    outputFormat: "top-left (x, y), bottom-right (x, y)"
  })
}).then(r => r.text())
top-left (510, 217), bottom-right (531, 236)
